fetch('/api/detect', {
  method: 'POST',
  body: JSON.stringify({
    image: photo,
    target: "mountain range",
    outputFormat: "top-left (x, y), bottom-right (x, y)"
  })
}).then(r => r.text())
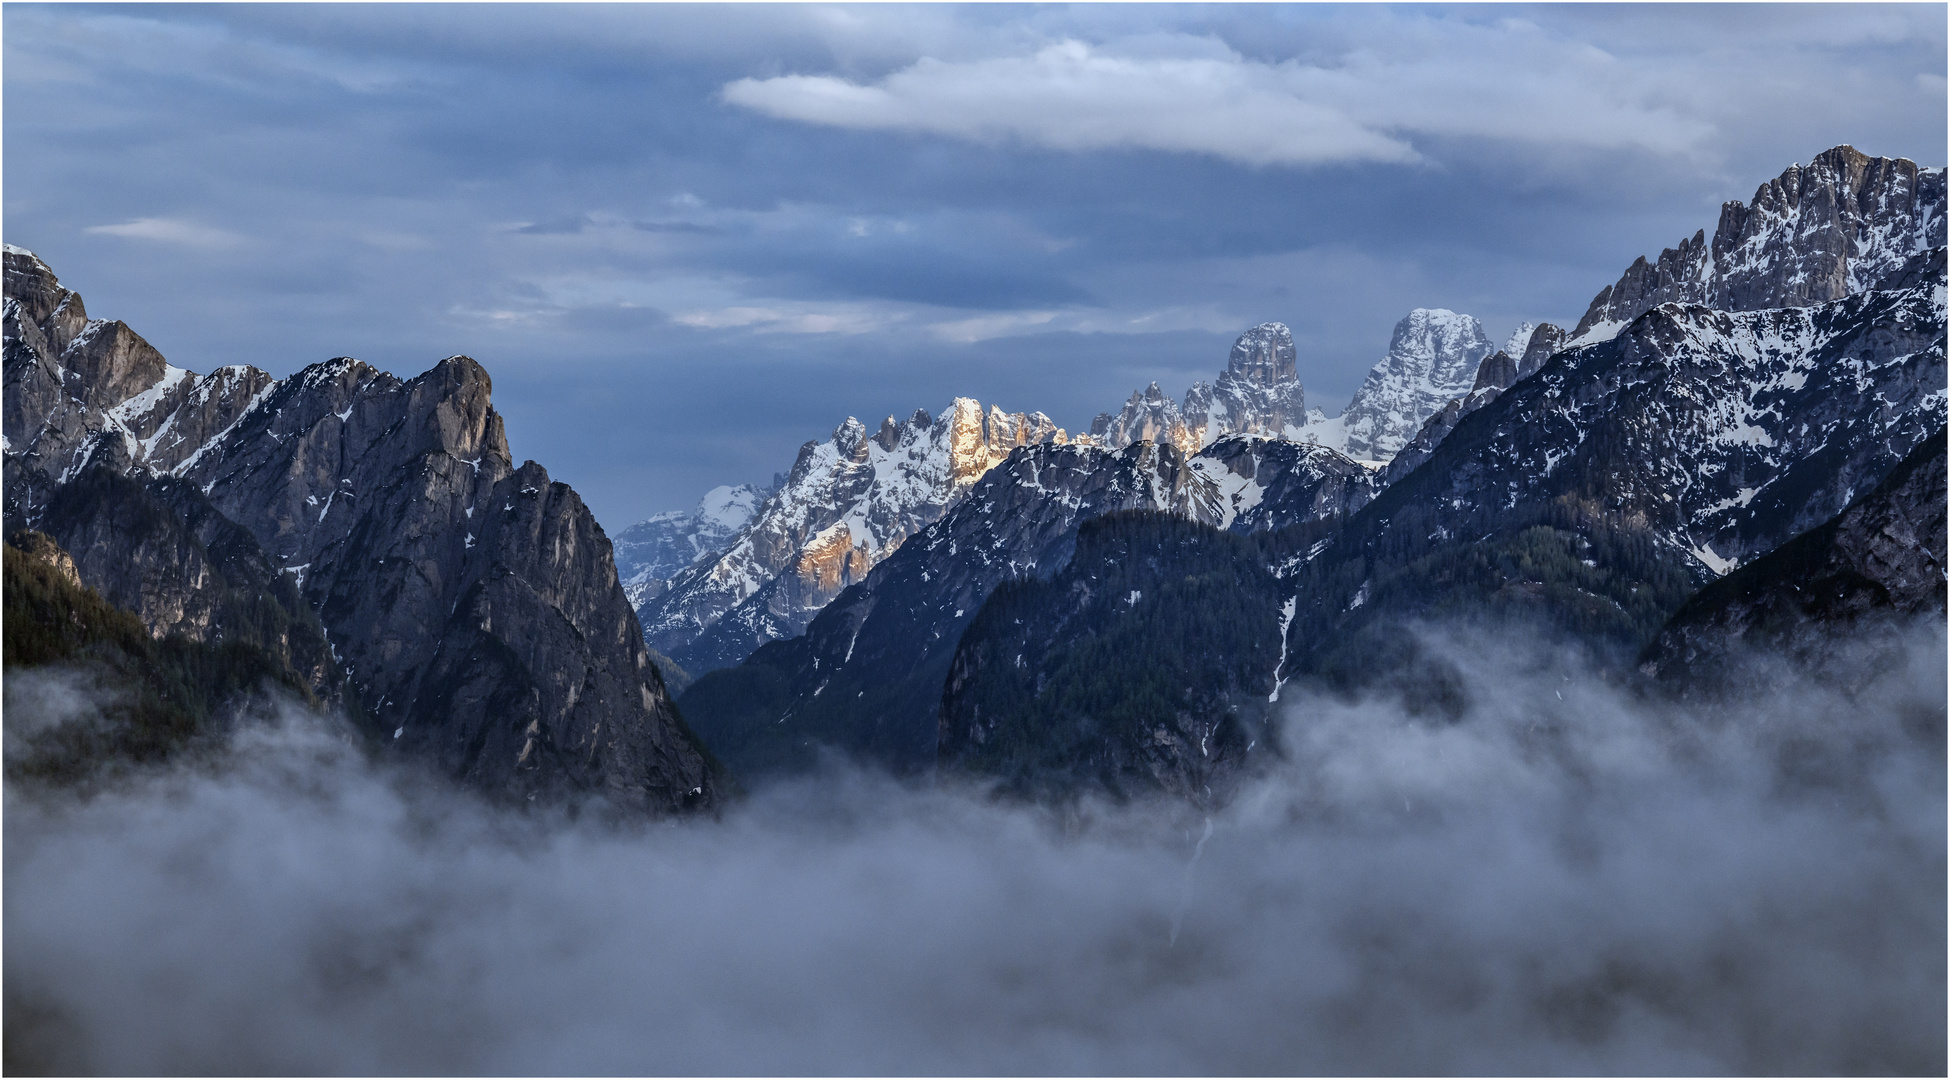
top-left (626, 309), bottom-right (1520, 678)
top-left (5, 144), bottom-right (1943, 809)
top-left (675, 144), bottom-right (1947, 794)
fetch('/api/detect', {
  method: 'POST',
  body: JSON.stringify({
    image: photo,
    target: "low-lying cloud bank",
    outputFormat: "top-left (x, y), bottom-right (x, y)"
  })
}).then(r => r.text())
top-left (6, 625), bottom-right (1944, 1075)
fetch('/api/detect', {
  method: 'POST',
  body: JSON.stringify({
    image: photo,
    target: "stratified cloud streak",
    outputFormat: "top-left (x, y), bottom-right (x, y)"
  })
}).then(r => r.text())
top-left (82, 217), bottom-right (246, 249)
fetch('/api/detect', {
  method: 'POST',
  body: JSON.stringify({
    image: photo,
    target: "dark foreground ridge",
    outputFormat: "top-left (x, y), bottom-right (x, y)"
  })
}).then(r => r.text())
top-left (3, 248), bottom-right (720, 813)
top-left (3, 531), bottom-right (321, 782)
top-left (1643, 424), bottom-right (1948, 691)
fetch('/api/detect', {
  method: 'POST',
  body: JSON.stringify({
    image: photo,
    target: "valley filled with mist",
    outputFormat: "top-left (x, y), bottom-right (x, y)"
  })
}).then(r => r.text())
top-left (8, 622), bottom-right (1943, 1075)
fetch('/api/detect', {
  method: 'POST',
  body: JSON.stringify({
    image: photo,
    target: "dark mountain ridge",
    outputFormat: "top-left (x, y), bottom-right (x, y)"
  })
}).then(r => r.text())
top-left (3, 248), bottom-right (718, 813)
top-left (938, 510), bottom-right (1287, 803)
top-left (1641, 424), bottom-right (1947, 694)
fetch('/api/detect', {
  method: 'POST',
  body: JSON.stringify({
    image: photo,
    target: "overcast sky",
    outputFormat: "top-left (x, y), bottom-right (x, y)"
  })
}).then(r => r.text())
top-left (5, 4), bottom-right (1944, 526)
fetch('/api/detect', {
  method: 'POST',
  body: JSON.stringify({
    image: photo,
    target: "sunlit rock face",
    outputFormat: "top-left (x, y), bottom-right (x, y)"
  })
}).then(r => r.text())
top-left (637, 396), bottom-right (1072, 675)
top-left (3, 248), bottom-right (717, 815)
top-left (1569, 146), bottom-right (1946, 345)
top-left (648, 322), bottom-right (1351, 673)
top-left (1336, 308), bottom-right (1494, 463)
top-left (1091, 382), bottom-right (1198, 455)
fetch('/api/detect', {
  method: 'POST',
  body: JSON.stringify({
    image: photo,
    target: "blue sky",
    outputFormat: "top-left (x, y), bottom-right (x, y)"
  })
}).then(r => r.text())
top-left (6, 3), bottom-right (1944, 527)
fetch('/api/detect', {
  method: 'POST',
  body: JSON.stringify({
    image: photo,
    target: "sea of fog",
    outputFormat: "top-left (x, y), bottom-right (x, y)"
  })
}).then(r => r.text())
top-left (6, 625), bottom-right (1944, 1075)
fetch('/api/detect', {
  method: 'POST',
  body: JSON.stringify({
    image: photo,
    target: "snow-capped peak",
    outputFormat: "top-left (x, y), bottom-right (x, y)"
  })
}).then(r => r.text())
top-left (1503, 322), bottom-right (1538, 359)
top-left (697, 484), bottom-right (764, 530)
top-left (1095, 322), bottom-right (1308, 453)
top-left (1335, 308), bottom-right (1493, 462)
top-left (635, 395), bottom-right (1073, 672)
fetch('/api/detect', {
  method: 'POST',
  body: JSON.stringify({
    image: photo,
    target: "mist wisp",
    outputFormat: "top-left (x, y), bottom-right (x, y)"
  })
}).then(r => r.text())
top-left (6, 623), bottom-right (1944, 1075)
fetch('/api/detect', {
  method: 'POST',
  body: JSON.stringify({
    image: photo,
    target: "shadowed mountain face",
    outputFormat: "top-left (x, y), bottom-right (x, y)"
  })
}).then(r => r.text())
top-left (1641, 425), bottom-right (1947, 693)
top-left (1278, 275), bottom-right (1944, 698)
top-left (677, 431), bottom-right (1381, 781)
top-left (4, 248), bottom-right (717, 814)
top-left (937, 511), bottom-right (1287, 804)
top-left (679, 440), bottom-right (1226, 778)
top-left (929, 285), bottom-right (1945, 799)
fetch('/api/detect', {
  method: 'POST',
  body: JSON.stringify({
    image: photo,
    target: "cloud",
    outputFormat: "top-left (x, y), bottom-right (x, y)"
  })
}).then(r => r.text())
top-left (82, 217), bottom-right (246, 249)
top-left (673, 304), bottom-right (896, 335)
top-left (926, 309), bottom-right (1059, 343)
top-left (721, 22), bottom-right (1752, 169)
top-left (4, 623), bottom-right (1943, 1074)
top-left (724, 40), bottom-right (1420, 168)
top-left (514, 214), bottom-right (592, 235)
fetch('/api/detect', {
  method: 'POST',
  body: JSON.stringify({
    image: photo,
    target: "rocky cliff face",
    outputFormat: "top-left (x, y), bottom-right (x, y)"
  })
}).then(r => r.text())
top-left (1640, 425), bottom-right (1946, 692)
top-left (2, 247), bottom-right (275, 516)
top-left (1189, 434), bottom-right (1378, 531)
top-left (1335, 308), bottom-right (1495, 462)
top-left (31, 448), bottom-right (344, 703)
top-left (1091, 382), bottom-right (1198, 454)
top-left (637, 398), bottom-right (1071, 674)
top-left (1378, 322), bottom-right (1569, 487)
top-left (1090, 322), bottom-right (1310, 453)
top-left (3, 250), bottom-right (717, 813)
top-left (1182, 322), bottom-right (1309, 447)
top-left (1516, 323), bottom-right (1567, 380)
top-left (1570, 146), bottom-right (1946, 344)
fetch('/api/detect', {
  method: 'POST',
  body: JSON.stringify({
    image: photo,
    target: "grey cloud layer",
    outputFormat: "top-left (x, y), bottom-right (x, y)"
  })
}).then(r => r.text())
top-left (6, 625), bottom-right (1943, 1074)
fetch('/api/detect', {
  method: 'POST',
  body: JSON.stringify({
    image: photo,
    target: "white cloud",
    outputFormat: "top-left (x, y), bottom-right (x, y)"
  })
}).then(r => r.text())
top-left (83, 217), bottom-right (246, 249)
top-left (926, 309), bottom-right (1059, 343)
top-left (674, 305), bottom-right (895, 336)
top-left (724, 40), bottom-right (1419, 167)
top-left (722, 27), bottom-right (1735, 168)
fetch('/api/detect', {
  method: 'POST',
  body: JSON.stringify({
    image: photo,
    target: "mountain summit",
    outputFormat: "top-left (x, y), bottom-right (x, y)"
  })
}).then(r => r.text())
top-left (1335, 308), bottom-right (1495, 461)
top-left (3, 249), bottom-right (719, 813)
top-left (1571, 145), bottom-right (1946, 344)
